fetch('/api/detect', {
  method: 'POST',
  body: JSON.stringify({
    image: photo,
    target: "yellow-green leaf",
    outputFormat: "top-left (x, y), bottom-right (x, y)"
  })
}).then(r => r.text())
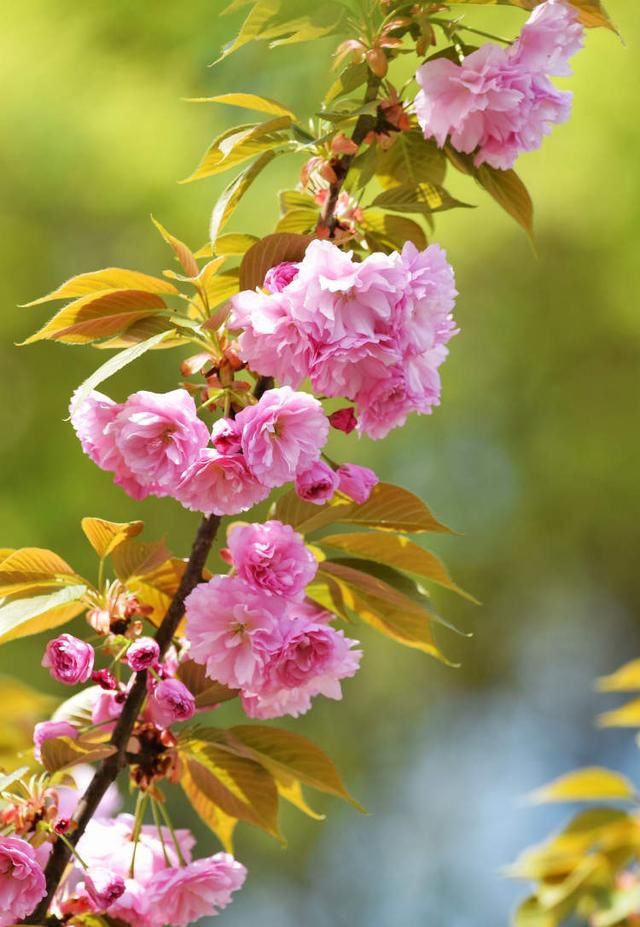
top-left (376, 132), bottom-right (447, 191)
top-left (185, 92), bottom-right (296, 120)
top-left (341, 483), bottom-right (453, 533)
top-left (0, 585), bottom-right (88, 645)
top-left (21, 268), bottom-right (178, 306)
top-left (111, 539), bottom-right (171, 581)
top-left (530, 768), bottom-right (637, 804)
top-left (81, 518), bottom-right (145, 559)
top-left (177, 661), bottom-right (238, 710)
top-left (22, 290), bottom-right (168, 345)
top-left (275, 777), bottom-right (325, 820)
top-left (226, 724), bottom-right (363, 809)
top-left (319, 532), bottom-right (476, 601)
top-left (209, 150), bottom-right (278, 243)
top-left (316, 561), bottom-right (451, 663)
top-left (239, 232), bottom-right (312, 291)
top-left (598, 698), bottom-right (640, 728)
top-left (597, 659), bottom-right (640, 693)
top-left (183, 118), bottom-right (290, 183)
top-left (40, 736), bottom-right (116, 774)
top-left (275, 208), bottom-right (318, 234)
top-left (151, 217), bottom-right (200, 277)
top-left (371, 182), bottom-right (471, 216)
top-left (361, 209), bottom-right (427, 253)
top-left (273, 490), bottom-right (356, 536)
top-left (513, 897), bottom-right (558, 927)
top-left (181, 764), bottom-right (238, 852)
top-left (454, 0), bottom-right (617, 31)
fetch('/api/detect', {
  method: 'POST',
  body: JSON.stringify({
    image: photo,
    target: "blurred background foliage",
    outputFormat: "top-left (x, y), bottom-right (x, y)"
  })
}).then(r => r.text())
top-left (0, 1), bottom-right (638, 924)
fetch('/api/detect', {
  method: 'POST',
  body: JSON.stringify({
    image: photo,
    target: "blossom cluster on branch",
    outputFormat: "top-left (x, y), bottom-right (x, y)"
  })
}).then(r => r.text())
top-left (0, 0), bottom-right (611, 925)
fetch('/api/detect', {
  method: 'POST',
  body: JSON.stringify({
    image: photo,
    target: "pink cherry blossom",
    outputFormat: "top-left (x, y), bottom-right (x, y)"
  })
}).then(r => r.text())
top-left (227, 520), bottom-right (318, 600)
top-left (414, 0), bottom-right (583, 170)
top-left (0, 836), bottom-right (46, 927)
top-left (33, 720), bottom-right (78, 761)
top-left (242, 606), bottom-right (362, 719)
top-left (295, 460), bottom-right (339, 505)
top-left (236, 386), bottom-right (329, 488)
top-left (144, 854), bottom-right (247, 927)
top-left (176, 448), bottom-right (270, 516)
top-left (126, 637), bottom-right (160, 672)
top-left (42, 634), bottom-right (95, 685)
top-left (185, 575), bottom-right (281, 690)
top-left (112, 389), bottom-right (209, 498)
top-left (148, 678), bottom-right (196, 728)
top-left (336, 463), bottom-right (379, 504)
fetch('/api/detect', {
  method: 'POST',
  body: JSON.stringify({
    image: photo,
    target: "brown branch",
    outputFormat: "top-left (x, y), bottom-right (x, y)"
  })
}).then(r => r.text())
top-left (318, 71), bottom-right (382, 237)
top-left (24, 513), bottom-right (221, 923)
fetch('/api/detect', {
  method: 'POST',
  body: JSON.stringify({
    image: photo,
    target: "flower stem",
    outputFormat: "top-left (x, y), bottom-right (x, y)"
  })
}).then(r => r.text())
top-left (156, 798), bottom-right (187, 867)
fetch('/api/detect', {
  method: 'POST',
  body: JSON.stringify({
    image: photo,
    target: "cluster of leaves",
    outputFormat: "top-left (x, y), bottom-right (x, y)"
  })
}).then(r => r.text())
top-left (510, 658), bottom-right (640, 926)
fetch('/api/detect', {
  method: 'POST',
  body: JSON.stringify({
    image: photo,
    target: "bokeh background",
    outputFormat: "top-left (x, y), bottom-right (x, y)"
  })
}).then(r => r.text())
top-left (1, 1), bottom-right (639, 924)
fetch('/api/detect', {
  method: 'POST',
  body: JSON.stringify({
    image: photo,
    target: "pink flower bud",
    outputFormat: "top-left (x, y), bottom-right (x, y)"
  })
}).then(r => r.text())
top-left (85, 867), bottom-right (126, 910)
top-left (295, 460), bottom-right (339, 506)
top-left (336, 463), bottom-right (379, 504)
top-left (91, 668), bottom-right (118, 690)
top-left (263, 261), bottom-right (300, 293)
top-left (127, 637), bottom-right (160, 672)
top-left (210, 418), bottom-right (242, 455)
top-left (328, 407), bottom-right (358, 434)
top-left (42, 634), bottom-right (94, 685)
top-left (33, 720), bottom-right (78, 761)
top-left (149, 679), bottom-right (196, 728)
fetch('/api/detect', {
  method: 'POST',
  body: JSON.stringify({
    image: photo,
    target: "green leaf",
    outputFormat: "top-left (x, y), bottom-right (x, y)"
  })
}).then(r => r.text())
top-left (179, 738), bottom-right (282, 840)
top-left (371, 182), bottom-right (471, 217)
top-left (71, 329), bottom-right (176, 410)
top-left (319, 532), bottom-right (475, 601)
top-left (454, 0), bottom-right (617, 32)
top-left (275, 209), bottom-right (318, 234)
top-left (40, 736), bottom-right (117, 774)
top-left (21, 291), bottom-right (168, 345)
top-left (529, 768), bottom-right (637, 804)
top-left (325, 60), bottom-right (369, 104)
top-left (376, 131), bottom-right (447, 191)
top-left (0, 585), bottom-right (88, 645)
top-left (176, 661), bottom-right (239, 710)
top-left (216, 0), bottom-right (282, 61)
top-left (92, 316), bottom-right (183, 351)
top-left (183, 117), bottom-right (291, 183)
top-left (225, 724), bottom-right (363, 809)
top-left (315, 561), bottom-right (451, 663)
top-left (21, 269), bottom-right (178, 306)
top-left (81, 518), bottom-right (144, 559)
top-left (513, 897), bottom-right (558, 927)
top-left (209, 150), bottom-right (278, 243)
top-left (361, 209), bottom-right (427, 253)
top-left (185, 92), bottom-right (296, 120)
top-left (239, 232), bottom-right (312, 290)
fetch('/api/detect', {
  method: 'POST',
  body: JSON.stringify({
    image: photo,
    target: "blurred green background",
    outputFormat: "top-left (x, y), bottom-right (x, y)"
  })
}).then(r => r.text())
top-left (1, 2), bottom-right (638, 924)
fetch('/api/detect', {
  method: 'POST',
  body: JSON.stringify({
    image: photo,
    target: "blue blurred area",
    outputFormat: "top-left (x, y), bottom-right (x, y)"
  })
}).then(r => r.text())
top-left (0, 1), bottom-right (639, 923)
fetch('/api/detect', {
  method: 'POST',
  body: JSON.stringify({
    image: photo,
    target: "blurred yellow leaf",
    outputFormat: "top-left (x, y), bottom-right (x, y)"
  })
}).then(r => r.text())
top-left (0, 585), bottom-right (88, 645)
top-left (598, 699), bottom-right (640, 728)
top-left (21, 268), bottom-right (178, 305)
top-left (529, 768), bottom-right (637, 804)
top-left (186, 92), bottom-right (296, 120)
top-left (181, 764), bottom-right (238, 852)
top-left (597, 659), bottom-right (640, 692)
top-left (81, 517), bottom-right (144, 559)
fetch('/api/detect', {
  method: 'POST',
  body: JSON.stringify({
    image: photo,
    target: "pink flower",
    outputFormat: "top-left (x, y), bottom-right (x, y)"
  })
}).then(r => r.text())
top-left (112, 389), bottom-right (209, 498)
top-left (85, 868), bottom-right (126, 911)
top-left (227, 520), bottom-right (318, 600)
top-left (148, 679), bottom-right (196, 728)
top-left (210, 417), bottom-right (242, 455)
top-left (127, 637), bottom-right (160, 672)
top-left (242, 608), bottom-right (362, 720)
top-left (185, 576), bottom-right (281, 690)
top-left (328, 407), bottom-right (358, 434)
top-left (336, 463), bottom-right (379, 504)
top-left (91, 688), bottom-right (125, 727)
top-left (69, 389), bottom-right (122, 472)
top-left (0, 836), bottom-right (46, 927)
top-left (414, 0), bottom-right (583, 170)
top-left (396, 242), bottom-right (458, 356)
top-left (236, 387), bottom-right (329, 488)
top-left (264, 261), bottom-right (300, 293)
top-left (295, 460), bottom-right (339, 505)
top-left (33, 720), bottom-right (78, 761)
top-left (144, 854), bottom-right (247, 927)
top-left (176, 449), bottom-right (270, 516)
top-left (43, 634), bottom-right (95, 685)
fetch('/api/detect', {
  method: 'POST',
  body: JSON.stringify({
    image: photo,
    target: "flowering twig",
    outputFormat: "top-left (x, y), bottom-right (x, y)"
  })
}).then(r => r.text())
top-left (23, 513), bottom-right (221, 923)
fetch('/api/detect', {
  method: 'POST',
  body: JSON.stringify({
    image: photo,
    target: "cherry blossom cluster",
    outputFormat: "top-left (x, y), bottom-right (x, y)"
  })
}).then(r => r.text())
top-left (186, 519), bottom-right (362, 719)
top-left (231, 239), bottom-right (458, 439)
top-left (415, 0), bottom-right (584, 170)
